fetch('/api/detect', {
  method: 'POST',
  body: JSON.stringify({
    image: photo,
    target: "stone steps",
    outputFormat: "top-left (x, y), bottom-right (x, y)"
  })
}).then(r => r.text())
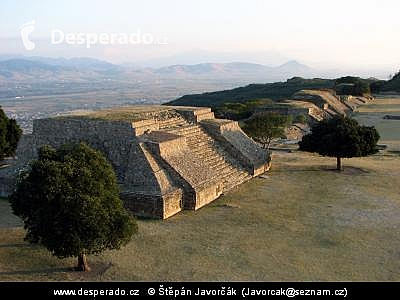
top-left (186, 133), bottom-right (214, 142)
top-left (216, 162), bottom-right (252, 191)
top-left (160, 122), bottom-right (251, 193)
top-left (164, 124), bottom-right (202, 136)
top-left (216, 164), bottom-right (237, 177)
top-left (158, 117), bottom-right (187, 129)
top-left (185, 139), bottom-right (213, 148)
top-left (208, 158), bottom-right (228, 170)
top-left (203, 155), bottom-right (225, 165)
top-left (224, 173), bottom-right (252, 191)
top-left (191, 145), bottom-right (217, 156)
top-left (220, 164), bottom-right (247, 177)
top-left (192, 150), bottom-right (216, 160)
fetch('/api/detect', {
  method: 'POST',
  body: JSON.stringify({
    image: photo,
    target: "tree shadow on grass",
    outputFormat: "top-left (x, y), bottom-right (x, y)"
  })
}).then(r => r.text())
top-left (0, 243), bottom-right (31, 248)
top-left (0, 267), bottom-right (73, 276)
top-left (272, 165), bottom-right (370, 175)
top-left (388, 150), bottom-right (400, 156)
top-left (0, 240), bottom-right (114, 277)
top-left (0, 260), bottom-right (113, 279)
top-left (274, 168), bottom-right (321, 173)
top-left (324, 166), bottom-right (370, 175)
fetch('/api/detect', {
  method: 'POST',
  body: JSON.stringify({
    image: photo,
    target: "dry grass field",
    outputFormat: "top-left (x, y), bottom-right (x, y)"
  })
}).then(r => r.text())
top-left (1, 96), bottom-right (400, 282)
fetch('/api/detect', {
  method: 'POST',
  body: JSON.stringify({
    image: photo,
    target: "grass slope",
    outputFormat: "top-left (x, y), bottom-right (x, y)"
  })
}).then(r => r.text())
top-left (167, 77), bottom-right (334, 107)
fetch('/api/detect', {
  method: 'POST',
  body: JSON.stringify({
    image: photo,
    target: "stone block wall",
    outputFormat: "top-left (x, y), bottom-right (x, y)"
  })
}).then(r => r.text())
top-left (175, 107), bottom-right (215, 123)
top-left (121, 188), bottom-right (183, 219)
top-left (19, 118), bottom-right (135, 181)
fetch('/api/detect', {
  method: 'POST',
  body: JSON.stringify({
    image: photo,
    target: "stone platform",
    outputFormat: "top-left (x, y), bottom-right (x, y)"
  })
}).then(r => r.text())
top-left (15, 106), bottom-right (271, 219)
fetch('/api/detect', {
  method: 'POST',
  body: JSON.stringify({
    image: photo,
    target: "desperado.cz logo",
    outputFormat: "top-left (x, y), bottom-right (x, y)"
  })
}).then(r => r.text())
top-left (51, 29), bottom-right (168, 48)
top-left (20, 20), bottom-right (36, 50)
top-left (20, 21), bottom-right (168, 50)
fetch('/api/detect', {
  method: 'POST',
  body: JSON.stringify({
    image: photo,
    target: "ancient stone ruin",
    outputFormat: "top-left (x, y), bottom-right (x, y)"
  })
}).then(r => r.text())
top-left (15, 106), bottom-right (271, 219)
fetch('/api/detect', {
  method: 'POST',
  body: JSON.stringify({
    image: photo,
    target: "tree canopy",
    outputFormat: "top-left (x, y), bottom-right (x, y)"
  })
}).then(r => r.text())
top-left (335, 76), bottom-right (371, 96)
top-left (10, 142), bottom-right (137, 271)
top-left (243, 112), bottom-right (292, 149)
top-left (0, 106), bottom-right (22, 160)
top-left (299, 116), bottom-right (379, 170)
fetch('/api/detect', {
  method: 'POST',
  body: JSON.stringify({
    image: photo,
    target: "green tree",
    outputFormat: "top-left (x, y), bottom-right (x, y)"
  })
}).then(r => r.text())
top-left (294, 114), bottom-right (307, 124)
top-left (0, 108), bottom-right (8, 159)
top-left (370, 80), bottom-right (386, 94)
top-left (0, 106), bottom-right (22, 159)
top-left (243, 112), bottom-right (291, 149)
top-left (10, 143), bottom-right (137, 271)
top-left (335, 76), bottom-right (371, 96)
top-left (299, 116), bottom-right (379, 170)
top-left (6, 119), bottom-right (22, 157)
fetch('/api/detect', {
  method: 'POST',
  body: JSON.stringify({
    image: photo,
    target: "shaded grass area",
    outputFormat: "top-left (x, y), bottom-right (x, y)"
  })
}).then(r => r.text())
top-left (0, 198), bottom-right (22, 229)
top-left (1, 148), bottom-right (400, 281)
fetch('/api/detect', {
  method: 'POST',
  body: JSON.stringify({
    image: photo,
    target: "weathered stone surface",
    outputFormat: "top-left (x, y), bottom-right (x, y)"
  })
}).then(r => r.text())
top-left (8, 105), bottom-right (270, 219)
top-left (200, 119), bottom-right (271, 175)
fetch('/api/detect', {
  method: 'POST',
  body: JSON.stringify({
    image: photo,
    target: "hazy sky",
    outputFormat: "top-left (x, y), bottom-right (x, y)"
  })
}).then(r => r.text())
top-left (1, 0), bottom-right (399, 72)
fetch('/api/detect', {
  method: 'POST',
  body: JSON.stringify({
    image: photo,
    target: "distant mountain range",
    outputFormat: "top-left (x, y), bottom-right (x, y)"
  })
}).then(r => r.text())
top-left (0, 55), bottom-right (118, 70)
top-left (154, 60), bottom-right (316, 79)
top-left (0, 56), bottom-right (318, 83)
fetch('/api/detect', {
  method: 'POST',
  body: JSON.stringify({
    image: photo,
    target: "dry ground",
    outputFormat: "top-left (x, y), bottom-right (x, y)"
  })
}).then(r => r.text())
top-left (1, 96), bottom-right (400, 281)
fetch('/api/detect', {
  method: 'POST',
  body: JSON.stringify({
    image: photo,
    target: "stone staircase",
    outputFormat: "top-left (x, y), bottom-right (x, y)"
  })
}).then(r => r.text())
top-left (158, 116), bottom-right (188, 130)
top-left (163, 123), bottom-right (251, 192)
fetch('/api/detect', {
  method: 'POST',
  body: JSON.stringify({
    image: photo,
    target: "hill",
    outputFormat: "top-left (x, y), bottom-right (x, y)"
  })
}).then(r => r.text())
top-left (0, 59), bottom-right (62, 78)
top-left (166, 75), bottom-right (382, 108)
top-left (166, 76), bottom-right (376, 129)
top-left (154, 60), bottom-right (317, 81)
top-left (382, 71), bottom-right (400, 92)
top-left (0, 56), bottom-right (118, 70)
top-left (0, 58), bottom-right (123, 82)
top-left (166, 77), bottom-right (335, 107)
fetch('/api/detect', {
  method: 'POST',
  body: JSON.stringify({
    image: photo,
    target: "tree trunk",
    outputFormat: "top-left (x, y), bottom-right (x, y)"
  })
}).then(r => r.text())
top-left (76, 253), bottom-right (91, 272)
top-left (266, 139), bottom-right (271, 150)
top-left (336, 157), bottom-right (342, 171)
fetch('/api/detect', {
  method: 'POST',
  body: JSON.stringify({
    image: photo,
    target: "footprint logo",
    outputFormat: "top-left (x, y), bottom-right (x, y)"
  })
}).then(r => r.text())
top-left (20, 20), bottom-right (36, 50)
